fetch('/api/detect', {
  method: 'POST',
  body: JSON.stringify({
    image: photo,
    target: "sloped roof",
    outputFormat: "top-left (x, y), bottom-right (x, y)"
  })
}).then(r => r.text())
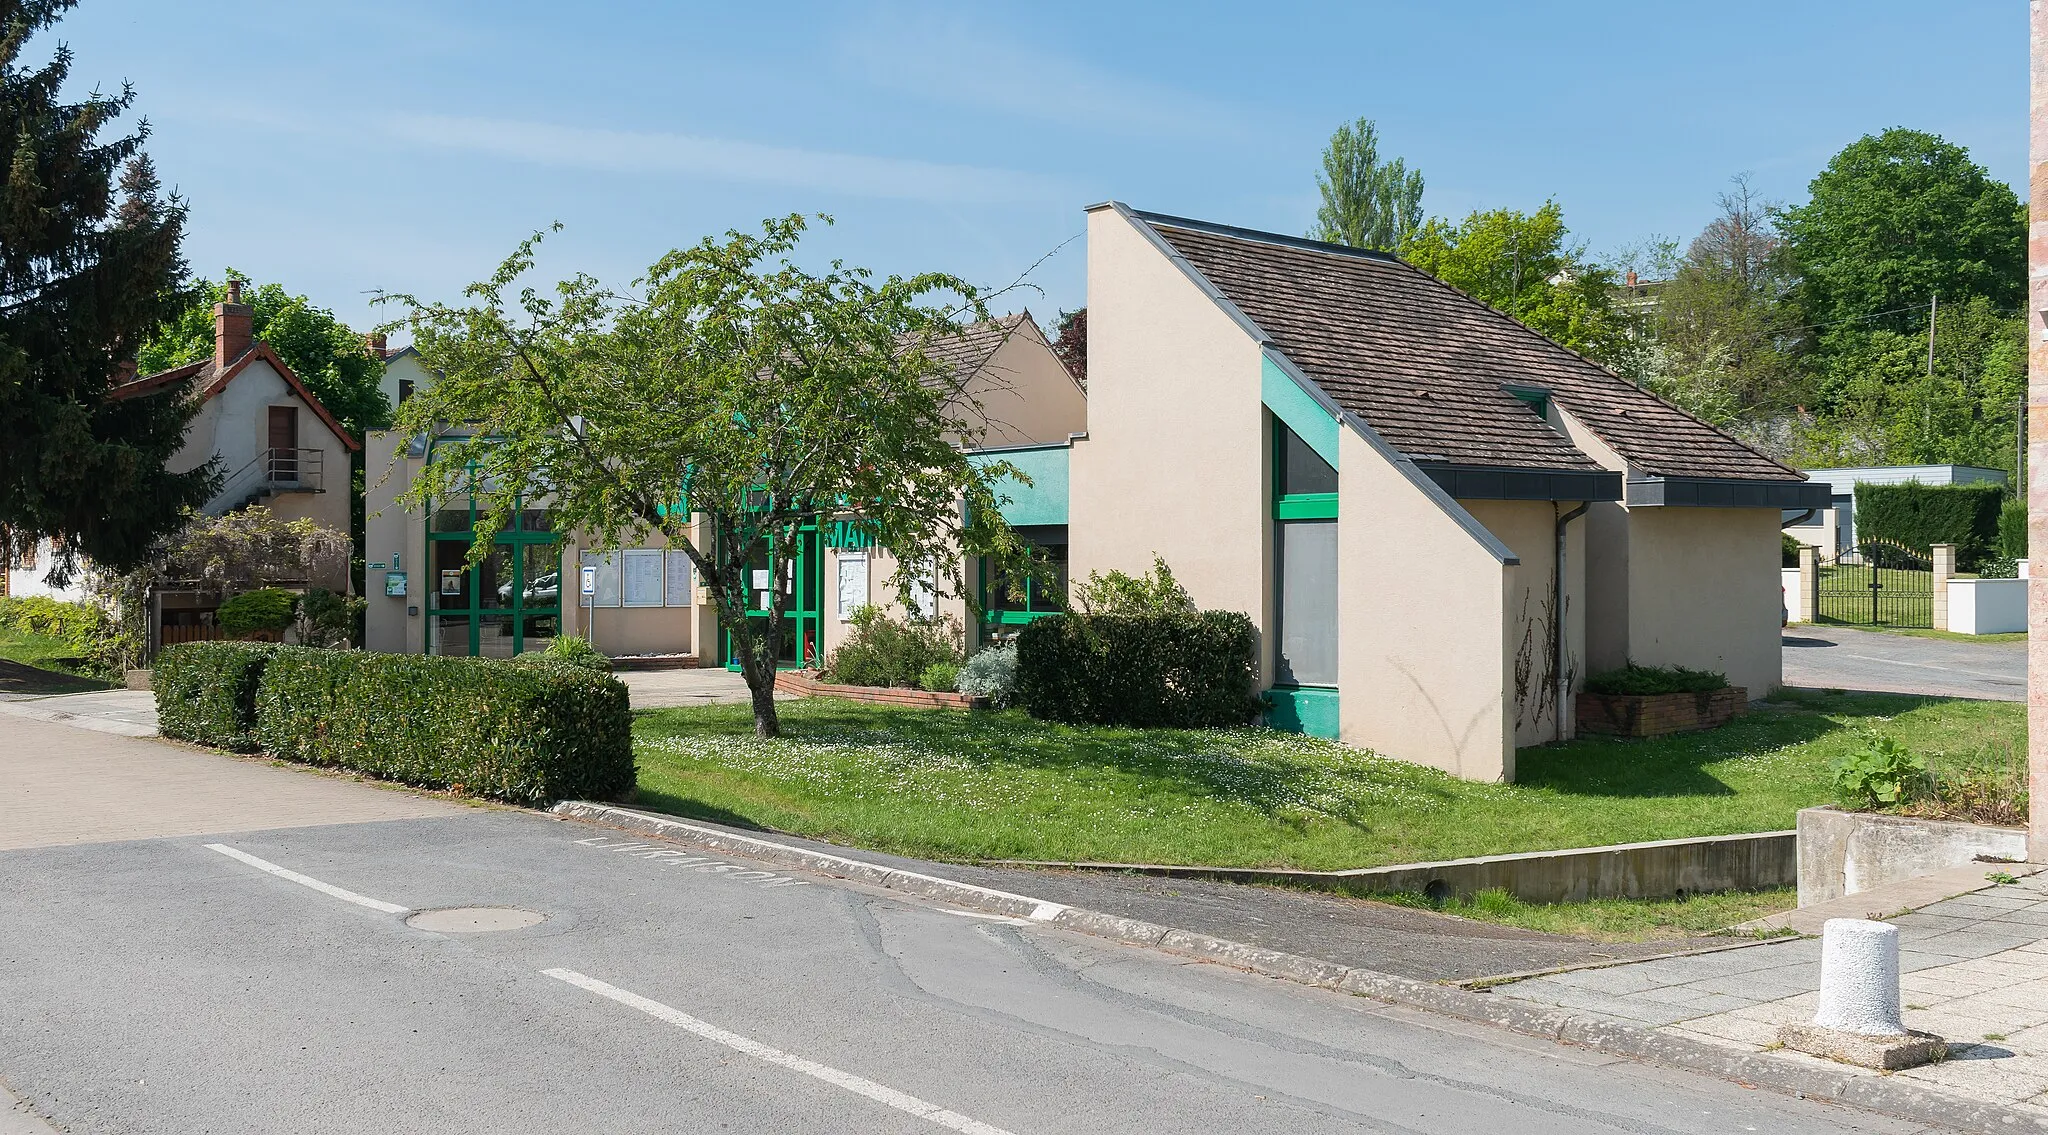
top-left (914, 311), bottom-right (1038, 386)
top-left (1133, 210), bottom-right (1800, 482)
top-left (111, 342), bottom-right (360, 452)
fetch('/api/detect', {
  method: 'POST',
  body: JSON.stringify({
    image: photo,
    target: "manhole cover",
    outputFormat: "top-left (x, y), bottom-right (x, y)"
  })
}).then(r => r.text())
top-left (406, 907), bottom-right (546, 933)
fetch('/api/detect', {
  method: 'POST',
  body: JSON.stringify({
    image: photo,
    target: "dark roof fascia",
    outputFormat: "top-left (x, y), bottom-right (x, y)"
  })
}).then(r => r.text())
top-left (965, 434), bottom-right (1084, 456)
top-left (1097, 202), bottom-right (1521, 567)
top-left (1123, 208), bottom-right (1405, 266)
top-left (1418, 464), bottom-right (1623, 503)
top-left (1626, 476), bottom-right (1831, 509)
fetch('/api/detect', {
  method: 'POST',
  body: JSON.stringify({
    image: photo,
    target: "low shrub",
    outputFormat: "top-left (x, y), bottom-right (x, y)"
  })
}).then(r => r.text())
top-left (1583, 663), bottom-right (1728, 697)
top-left (295, 588), bottom-right (365, 649)
top-left (1980, 556), bottom-right (2021, 580)
top-left (824, 606), bottom-right (961, 688)
top-left (1070, 554), bottom-right (1196, 616)
top-left (1832, 732), bottom-right (1926, 810)
top-left (522, 635), bottom-right (612, 673)
top-left (1781, 533), bottom-right (1802, 568)
top-left (254, 647), bottom-right (633, 804)
top-left (1016, 610), bottom-right (1262, 728)
top-left (216, 588), bottom-right (298, 637)
top-left (955, 642), bottom-right (1018, 709)
top-left (0, 595), bottom-right (105, 645)
top-left (918, 660), bottom-right (961, 693)
top-left (153, 640), bottom-right (277, 750)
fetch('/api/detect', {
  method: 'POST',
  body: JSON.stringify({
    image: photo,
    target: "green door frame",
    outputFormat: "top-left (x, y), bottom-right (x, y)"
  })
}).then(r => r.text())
top-left (423, 456), bottom-right (561, 657)
top-left (724, 523), bottom-right (823, 671)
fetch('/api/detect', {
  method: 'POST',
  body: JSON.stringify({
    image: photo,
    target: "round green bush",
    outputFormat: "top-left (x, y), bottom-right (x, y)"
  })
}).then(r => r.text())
top-left (919, 660), bottom-right (961, 693)
top-left (216, 588), bottom-right (298, 636)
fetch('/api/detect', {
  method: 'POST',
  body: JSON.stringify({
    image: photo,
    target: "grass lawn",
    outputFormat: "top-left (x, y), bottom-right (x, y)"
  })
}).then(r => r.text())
top-left (0, 627), bottom-right (115, 695)
top-left (1812, 624), bottom-right (2028, 646)
top-left (630, 688), bottom-right (2023, 873)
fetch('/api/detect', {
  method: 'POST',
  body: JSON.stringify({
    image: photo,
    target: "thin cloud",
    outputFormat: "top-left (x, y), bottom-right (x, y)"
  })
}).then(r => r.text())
top-left (835, 17), bottom-right (1249, 141)
top-left (384, 114), bottom-right (1070, 205)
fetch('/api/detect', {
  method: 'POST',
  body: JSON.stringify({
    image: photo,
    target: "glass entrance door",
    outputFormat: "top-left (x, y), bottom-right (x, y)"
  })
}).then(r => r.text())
top-left (426, 512), bottom-right (560, 657)
top-left (725, 525), bottom-right (821, 670)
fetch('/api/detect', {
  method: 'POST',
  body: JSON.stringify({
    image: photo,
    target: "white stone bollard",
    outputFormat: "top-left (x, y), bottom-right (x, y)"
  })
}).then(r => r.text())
top-left (1812, 918), bottom-right (1904, 1035)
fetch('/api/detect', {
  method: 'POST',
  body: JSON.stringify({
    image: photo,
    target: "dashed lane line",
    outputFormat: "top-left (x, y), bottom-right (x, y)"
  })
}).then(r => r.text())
top-left (543, 968), bottom-right (1021, 1135)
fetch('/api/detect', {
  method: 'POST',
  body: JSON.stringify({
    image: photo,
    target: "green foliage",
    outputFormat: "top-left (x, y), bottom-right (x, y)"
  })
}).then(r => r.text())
top-left (1981, 557), bottom-right (2021, 580)
top-left (919, 660), bottom-right (961, 694)
top-left (253, 647), bottom-right (633, 803)
top-left (1583, 663), bottom-right (1729, 697)
top-left (956, 642), bottom-right (1018, 709)
top-left (382, 216), bottom-right (1033, 738)
top-left (215, 588), bottom-right (297, 636)
top-left (1403, 201), bottom-right (1625, 364)
top-left (1832, 732), bottom-right (1928, 809)
top-left (294, 587), bottom-right (363, 649)
top-left (0, 2), bottom-right (213, 582)
top-left (1779, 129), bottom-right (2024, 337)
top-left (824, 606), bottom-right (962, 688)
top-left (153, 641), bottom-right (276, 751)
top-left (0, 595), bottom-right (105, 646)
top-left (1015, 611), bottom-right (1263, 728)
top-left (524, 634), bottom-right (613, 673)
top-left (1782, 533), bottom-right (1802, 568)
top-left (1853, 481), bottom-right (2004, 567)
top-left (1070, 554), bottom-right (1196, 616)
top-left (1649, 177), bottom-right (1802, 427)
top-left (137, 275), bottom-right (390, 440)
top-left (1999, 498), bottom-right (2027, 560)
top-left (1310, 117), bottom-right (1424, 253)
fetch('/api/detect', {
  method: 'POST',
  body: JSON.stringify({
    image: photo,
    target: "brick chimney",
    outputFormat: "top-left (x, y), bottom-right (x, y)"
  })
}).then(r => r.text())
top-left (363, 332), bottom-right (388, 360)
top-left (214, 278), bottom-right (253, 372)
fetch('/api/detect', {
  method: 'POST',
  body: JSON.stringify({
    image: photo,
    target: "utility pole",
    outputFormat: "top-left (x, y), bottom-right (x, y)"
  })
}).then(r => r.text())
top-left (2027, 0), bottom-right (2047, 862)
top-left (1928, 293), bottom-right (1939, 377)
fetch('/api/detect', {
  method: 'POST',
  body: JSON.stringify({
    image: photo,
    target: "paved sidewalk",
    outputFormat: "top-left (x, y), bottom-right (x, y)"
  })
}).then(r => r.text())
top-left (618, 666), bottom-right (788, 708)
top-left (1493, 869), bottom-right (2048, 1117)
top-left (0, 688), bottom-right (157, 736)
top-left (0, 715), bottom-right (461, 849)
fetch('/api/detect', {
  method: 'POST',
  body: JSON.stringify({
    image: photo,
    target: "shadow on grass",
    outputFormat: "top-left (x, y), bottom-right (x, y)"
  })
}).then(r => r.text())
top-left (0, 658), bottom-right (114, 696)
top-left (621, 787), bottom-right (774, 832)
top-left (1516, 699), bottom-right (1857, 800)
top-left (634, 698), bottom-right (1464, 822)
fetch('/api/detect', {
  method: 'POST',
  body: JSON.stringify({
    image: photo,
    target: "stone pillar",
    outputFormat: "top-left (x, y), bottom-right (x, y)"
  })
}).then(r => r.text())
top-left (1932, 543), bottom-right (1956, 632)
top-left (1798, 545), bottom-right (1819, 624)
top-left (2031, 0), bottom-right (2048, 862)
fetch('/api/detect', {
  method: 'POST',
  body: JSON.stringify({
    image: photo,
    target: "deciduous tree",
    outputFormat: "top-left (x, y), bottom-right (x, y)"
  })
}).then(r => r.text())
top-left (1404, 201), bottom-right (1624, 363)
top-left (1310, 118), bottom-right (1424, 253)
top-left (381, 216), bottom-right (1034, 737)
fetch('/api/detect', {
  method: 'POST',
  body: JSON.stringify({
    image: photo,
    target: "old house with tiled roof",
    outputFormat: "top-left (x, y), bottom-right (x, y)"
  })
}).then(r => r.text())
top-left (1070, 204), bottom-right (1825, 781)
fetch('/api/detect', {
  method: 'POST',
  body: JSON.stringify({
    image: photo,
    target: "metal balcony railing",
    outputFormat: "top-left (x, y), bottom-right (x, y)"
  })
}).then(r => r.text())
top-left (208, 447), bottom-right (325, 515)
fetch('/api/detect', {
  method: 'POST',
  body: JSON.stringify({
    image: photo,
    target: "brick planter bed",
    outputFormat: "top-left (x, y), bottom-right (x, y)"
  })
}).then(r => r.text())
top-left (773, 669), bottom-right (986, 710)
top-left (1575, 686), bottom-right (1747, 738)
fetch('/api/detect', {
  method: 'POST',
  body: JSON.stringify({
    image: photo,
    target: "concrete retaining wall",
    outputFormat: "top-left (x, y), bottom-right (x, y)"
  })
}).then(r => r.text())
top-left (1796, 806), bottom-right (2026, 905)
top-left (1947, 578), bottom-right (2027, 635)
top-left (1013, 830), bottom-right (1797, 905)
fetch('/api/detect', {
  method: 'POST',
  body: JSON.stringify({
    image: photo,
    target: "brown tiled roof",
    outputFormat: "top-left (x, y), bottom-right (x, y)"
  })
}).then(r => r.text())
top-left (1137, 212), bottom-right (1801, 481)
top-left (111, 343), bottom-right (360, 451)
top-left (912, 312), bottom-right (1036, 385)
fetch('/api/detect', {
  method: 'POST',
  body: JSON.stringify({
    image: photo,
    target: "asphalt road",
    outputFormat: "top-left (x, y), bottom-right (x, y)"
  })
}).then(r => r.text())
top-left (0, 804), bottom-right (1937, 1134)
top-left (1782, 626), bottom-right (2025, 701)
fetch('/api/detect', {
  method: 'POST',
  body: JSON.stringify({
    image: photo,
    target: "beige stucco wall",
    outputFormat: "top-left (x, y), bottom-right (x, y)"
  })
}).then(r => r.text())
top-left (1069, 206), bottom-right (1270, 664)
top-left (1462, 499), bottom-right (1587, 750)
top-left (817, 542), bottom-right (973, 663)
top-left (377, 351), bottom-right (436, 413)
top-left (1624, 507), bottom-right (1783, 697)
top-left (1337, 429), bottom-right (1515, 780)
top-left (958, 318), bottom-right (1087, 448)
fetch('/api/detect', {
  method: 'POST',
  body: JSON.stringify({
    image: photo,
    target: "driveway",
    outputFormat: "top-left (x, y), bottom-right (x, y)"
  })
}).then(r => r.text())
top-left (0, 718), bottom-right (1920, 1134)
top-left (1783, 625), bottom-right (2025, 701)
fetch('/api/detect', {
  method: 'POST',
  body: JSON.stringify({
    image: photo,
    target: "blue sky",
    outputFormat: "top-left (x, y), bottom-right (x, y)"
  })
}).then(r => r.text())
top-left (48, 1), bottom-right (2027, 336)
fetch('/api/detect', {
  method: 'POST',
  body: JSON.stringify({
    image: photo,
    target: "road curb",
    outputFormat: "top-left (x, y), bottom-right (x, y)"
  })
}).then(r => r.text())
top-left (553, 801), bottom-right (2046, 1133)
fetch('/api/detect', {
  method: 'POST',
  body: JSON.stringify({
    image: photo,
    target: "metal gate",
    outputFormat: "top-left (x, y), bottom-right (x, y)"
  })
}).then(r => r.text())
top-left (1818, 541), bottom-right (1933, 628)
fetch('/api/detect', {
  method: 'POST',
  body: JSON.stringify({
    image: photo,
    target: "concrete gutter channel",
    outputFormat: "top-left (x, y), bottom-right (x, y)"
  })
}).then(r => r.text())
top-left (554, 801), bottom-right (2045, 1134)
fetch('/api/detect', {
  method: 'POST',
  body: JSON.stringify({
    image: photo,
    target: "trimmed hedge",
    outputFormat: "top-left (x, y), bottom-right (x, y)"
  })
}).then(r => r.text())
top-left (154, 641), bottom-right (277, 751)
top-left (2000, 497), bottom-right (2027, 560)
top-left (1015, 611), bottom-right (1263, 728)
top-left (253, 647), bottom-right (634, 804)
top-left (1854, 481), bottom-right (2005, 568)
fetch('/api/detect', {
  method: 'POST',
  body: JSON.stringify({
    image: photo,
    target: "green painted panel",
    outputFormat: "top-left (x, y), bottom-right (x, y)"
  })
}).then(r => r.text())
top-left (969, 444), bottom-right (1069, 526)
top-left (1274, 493), bottom-right (1338, 520)
top-left (1266, 686), bottom-right (1339, 740)
top-left (1261, 355), bottom-right (1339, 470)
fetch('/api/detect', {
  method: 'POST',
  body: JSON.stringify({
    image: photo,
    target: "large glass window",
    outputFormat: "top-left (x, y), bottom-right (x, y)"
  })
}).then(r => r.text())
top-left (424, 449), bottom-right (560, 657)
top-left (1273, 419), bottom-right (1337, 687)
top-left (982, 531), bottom-right (1067, 626)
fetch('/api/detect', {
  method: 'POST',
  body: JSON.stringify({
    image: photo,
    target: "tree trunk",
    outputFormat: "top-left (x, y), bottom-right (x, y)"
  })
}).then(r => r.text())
top-left (732, 621), bottom-right (782, 738)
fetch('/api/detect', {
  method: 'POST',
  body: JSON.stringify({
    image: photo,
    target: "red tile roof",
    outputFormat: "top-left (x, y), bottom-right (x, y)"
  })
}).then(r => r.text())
top-left (111, 343), bottom-right (360, 452)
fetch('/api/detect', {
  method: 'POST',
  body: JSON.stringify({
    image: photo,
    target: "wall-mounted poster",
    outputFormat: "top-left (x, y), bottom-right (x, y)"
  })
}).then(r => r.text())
top-left (384, 571), bottom-right (407, 597)
top-left (439, 568), bottom-right (464, 596)
top-left (837, 552), bottom-right (868, 618)
top-left (665, 551), bottom-right (692, 606)
top-left (623, 549), bottom-right (664, 607)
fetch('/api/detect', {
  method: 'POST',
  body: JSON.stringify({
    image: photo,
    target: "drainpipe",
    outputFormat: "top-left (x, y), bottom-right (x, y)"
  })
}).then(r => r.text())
top-left (1783, 507), bottom-right (1818, 529)
top-left (1553, 501), bottom-right (1590, 741)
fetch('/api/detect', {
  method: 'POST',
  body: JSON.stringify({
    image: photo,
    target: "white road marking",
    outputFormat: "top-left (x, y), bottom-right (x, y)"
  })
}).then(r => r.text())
top-left (572, 837), bottom-right (811, 888)
top-left (543, 968), bottom-right (1020, 1135)
top-left (205, 844), bottom-right (409, 915)
top-left (1840, 653), bottom-right (2024, 683)
top-left (941, 910), bottom-right (1033, 926)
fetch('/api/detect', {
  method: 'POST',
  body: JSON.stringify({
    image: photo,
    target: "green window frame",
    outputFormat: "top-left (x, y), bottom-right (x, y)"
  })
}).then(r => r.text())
top-left (423, 451), bottom-right (562, 658)
top-left (1273, 420), bottom-right (1338, 520)
top-left (1272, 418), bottom-right (1338, 693)
top-left (979, 536), bottom-right (1067, 626)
